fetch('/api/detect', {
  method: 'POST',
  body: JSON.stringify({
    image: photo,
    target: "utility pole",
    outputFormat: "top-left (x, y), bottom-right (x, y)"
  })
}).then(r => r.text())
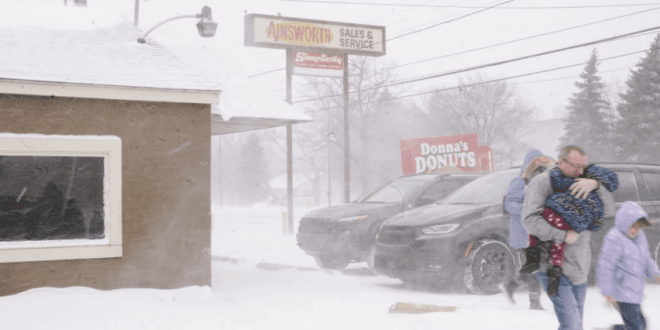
top-left (134, 0), bottom-right (140, 26)
top-left (218, 137), bottom-right (223, 206)
top-left (285, 49), bottom-right (294, 234)
top-left (343, 54), bottom-right (350, 203)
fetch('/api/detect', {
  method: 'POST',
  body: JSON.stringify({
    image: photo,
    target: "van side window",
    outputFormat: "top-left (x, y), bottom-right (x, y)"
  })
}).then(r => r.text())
top-left (641, 172), bottom-right (660, 200)
top-left (611, 171), bottom-right (640, 203)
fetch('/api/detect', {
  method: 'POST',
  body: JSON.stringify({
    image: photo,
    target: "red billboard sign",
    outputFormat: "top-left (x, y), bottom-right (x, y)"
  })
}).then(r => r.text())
top-left (400, 133), bottom-right (493, 175)
top-left (293, 52), bottom-right (344, 78)
top-left (294, 52), bottom-right (343, 69)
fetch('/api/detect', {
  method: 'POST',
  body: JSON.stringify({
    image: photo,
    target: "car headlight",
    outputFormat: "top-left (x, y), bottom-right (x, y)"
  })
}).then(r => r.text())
top-left (421, 223), bottom-right (459, 235)
top-left (337, 215), bottom-right (369, 222)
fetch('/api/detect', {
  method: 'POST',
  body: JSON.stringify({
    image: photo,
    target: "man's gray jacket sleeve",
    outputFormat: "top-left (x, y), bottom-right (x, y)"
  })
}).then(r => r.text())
top-left (521, 172), bottom-right (567, 245)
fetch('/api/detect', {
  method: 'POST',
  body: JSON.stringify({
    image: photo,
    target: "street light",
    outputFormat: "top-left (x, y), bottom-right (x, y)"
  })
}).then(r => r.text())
top-left (137, 6), bottom-right (218, 44)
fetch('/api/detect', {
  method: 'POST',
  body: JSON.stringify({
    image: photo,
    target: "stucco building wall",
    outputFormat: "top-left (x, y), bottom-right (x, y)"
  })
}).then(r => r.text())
top-left (0, 94), bottom-right (211, 295)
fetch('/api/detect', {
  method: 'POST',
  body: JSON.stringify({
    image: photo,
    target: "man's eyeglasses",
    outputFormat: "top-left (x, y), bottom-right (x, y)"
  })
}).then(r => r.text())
top-left (561, 158), bottom-right (587, 170)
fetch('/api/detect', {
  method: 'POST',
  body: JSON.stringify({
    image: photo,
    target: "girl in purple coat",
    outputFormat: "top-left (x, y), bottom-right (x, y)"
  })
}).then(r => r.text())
top-left (597, 201), bottom-right (660, 330)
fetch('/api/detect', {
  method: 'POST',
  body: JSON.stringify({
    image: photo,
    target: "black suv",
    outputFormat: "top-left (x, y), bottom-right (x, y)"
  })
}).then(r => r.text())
top-left (372, 163), bottom-right (660, 295)
top-left (296, 173), bottom-right (484, 270)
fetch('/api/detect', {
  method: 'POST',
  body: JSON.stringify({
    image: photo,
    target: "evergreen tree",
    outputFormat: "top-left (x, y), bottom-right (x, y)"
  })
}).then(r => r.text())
top-left (558, 49), bottom-right (613, 161)
top-left (235, 133), bottom-right (270, 206)
top-left (615, 34), bottom-right (660, 163)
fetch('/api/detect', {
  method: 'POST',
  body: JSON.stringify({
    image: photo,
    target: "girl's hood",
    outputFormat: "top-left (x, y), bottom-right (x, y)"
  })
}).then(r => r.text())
top-left (615, 201), bottom-right (648, 233)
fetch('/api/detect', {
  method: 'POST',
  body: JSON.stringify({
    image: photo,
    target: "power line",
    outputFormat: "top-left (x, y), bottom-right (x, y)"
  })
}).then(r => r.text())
top-left (371, 0), bottom-right (492, 38)
top-left (364, 0), bottom-right (461, 24)
top-left (251, 5), bottom-right (660, 79)
top-left (294, 25), bottom-right (660, 104)
top-left (270, 30), bottom-right (658, 100)
top-left (248, 0), bottom-right (504, 77)
top-left (385, 6), bottom-right (660, 70)
top-left (244, 0), bottom-right (476, 70)
top-left (371, 0), bottom-right (472, 25)
top-left (264, 0), bottom-right (660, 9)
top-left (300, 46), bottom-right (659, 113)
top-left (250, 67), bottom-right (287, 78)
top-left (268, 7), bottom-right (660, 91)
top-left (387, 0), bottom-right (513, 42)
top-left (511, 65), bottom-right (632, 85)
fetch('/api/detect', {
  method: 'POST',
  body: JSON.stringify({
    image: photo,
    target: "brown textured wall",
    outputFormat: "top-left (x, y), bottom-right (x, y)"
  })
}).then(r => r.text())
top-left (0, 94), bottom-right (211, 295)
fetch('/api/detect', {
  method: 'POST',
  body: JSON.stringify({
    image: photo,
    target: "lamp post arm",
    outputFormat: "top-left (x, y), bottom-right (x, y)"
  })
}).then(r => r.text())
top-left (137, 14), bottom-right (201, 43)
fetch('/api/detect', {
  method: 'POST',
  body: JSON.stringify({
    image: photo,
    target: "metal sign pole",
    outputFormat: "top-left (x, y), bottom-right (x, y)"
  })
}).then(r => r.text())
top-left (243, 13), bottom-right (385, 208)
top-left (343, 54), bottom-right (350, 203)
top-left (134, 0), bottom-right (140, 26)
top-left (286, 49), bottom-right (294, 234)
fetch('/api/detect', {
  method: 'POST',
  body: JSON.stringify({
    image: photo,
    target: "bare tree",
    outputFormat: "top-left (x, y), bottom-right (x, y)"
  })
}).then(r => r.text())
top-left (425, 72), bottom-right (537, 170)
top-left (602, 77), bottom-right (625, 130)
top-left (297, 56), bottom-right (413, 198)
top-left (263, 56), bottom-right (431, 204)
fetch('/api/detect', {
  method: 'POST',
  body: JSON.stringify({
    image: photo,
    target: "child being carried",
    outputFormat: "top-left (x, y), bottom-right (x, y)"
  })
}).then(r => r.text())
top-left (519, 164), bottom-right (618, 297)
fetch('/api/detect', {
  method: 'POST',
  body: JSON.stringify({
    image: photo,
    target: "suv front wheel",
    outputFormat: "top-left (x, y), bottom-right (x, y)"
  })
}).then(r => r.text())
top-left (464, 240), bottom-right (515, 295)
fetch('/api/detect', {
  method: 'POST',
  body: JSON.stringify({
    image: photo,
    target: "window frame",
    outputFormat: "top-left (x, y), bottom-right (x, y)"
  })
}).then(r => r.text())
top-left (0, 134), bottom-right (122, 263)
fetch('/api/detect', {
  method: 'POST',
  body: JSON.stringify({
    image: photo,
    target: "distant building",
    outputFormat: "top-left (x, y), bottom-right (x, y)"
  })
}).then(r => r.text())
top-left (269, 174), bottom-right (315, 207)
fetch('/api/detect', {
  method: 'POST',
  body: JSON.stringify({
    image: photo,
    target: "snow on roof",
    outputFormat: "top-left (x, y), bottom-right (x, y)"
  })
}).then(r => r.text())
top-left (0, 2), bottom-right (220, 103)
top-left (212, 82), bottom-right (312, 122)
top-left (160, 44), bottom-right (311, 123)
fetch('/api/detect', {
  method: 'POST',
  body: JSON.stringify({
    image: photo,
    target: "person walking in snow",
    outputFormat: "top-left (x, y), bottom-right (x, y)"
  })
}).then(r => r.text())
top-left (522, 145), bottom-right (616, 330)
top-left (501, 149), bottom-right (552, 310)
top-left (597, 201), bottom-right (660, 330)
top-left (518, 162), bottom-right (618, 297)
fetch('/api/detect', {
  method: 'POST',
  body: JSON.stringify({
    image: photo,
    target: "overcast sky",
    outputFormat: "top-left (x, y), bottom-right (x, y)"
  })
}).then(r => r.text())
top-left (61, 0), bottom-right (660, 120)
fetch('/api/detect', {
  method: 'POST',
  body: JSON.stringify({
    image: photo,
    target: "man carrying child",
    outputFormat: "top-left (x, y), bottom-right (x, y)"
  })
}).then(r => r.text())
top-left (522, 145), bottom-right (616, 330)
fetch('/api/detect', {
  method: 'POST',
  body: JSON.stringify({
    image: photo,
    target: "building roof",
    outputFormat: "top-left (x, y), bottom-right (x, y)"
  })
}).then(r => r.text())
top-left (159, 44), bottom-right (312, 135)
top-left (0, 2), bottom-right (220, 104)
top-left (211, 80), bottom-right (312, 135)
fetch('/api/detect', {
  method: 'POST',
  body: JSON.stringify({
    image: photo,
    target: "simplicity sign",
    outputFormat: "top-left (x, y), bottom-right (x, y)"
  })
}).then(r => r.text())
top-left (245, 14), bottom-right (386, 56)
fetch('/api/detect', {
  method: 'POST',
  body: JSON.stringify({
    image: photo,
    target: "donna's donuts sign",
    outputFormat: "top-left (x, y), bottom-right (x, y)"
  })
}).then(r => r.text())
top-left (400, 133), bottom-right (493, 175)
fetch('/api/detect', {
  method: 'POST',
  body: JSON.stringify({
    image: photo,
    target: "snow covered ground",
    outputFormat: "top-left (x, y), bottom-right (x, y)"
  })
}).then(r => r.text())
top-left (1, 204), bottom-right (659, 329)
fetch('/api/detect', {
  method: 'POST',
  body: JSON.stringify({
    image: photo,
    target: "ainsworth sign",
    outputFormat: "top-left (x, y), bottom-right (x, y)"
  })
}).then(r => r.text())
top-left (400, 133), bottom-right (493, 175)
top-left (244, 14), bottom-right (386, 56)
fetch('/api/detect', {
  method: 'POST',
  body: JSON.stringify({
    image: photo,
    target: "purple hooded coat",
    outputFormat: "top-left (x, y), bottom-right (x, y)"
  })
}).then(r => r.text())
top-left (597, 201), bottom-right (660, 304)
top-left (504, 149), bottom-right (543, 249)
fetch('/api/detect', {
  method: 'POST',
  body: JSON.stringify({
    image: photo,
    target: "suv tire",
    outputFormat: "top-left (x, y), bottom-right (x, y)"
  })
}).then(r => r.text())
top-left (314, 254), bottom-right (351, 270)
top-left (464, 240), bottom-right (515, 295)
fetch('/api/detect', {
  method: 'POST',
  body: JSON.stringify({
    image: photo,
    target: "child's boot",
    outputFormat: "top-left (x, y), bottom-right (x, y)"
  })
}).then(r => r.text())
top-left (546, 265), bottom-right (562, 297)
top-left (529, 299), bottom-right (544, 310)
top-left (529, 291), bottom-right (544, 310)
top-left (519, 246), bottom-right (541, 274)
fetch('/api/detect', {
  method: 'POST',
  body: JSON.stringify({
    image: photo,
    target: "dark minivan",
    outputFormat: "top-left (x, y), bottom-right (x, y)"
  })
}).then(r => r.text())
top-left (296, 172), bottom-right (484, 270)
top-left (372, 163), bottom-right (660, 295)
